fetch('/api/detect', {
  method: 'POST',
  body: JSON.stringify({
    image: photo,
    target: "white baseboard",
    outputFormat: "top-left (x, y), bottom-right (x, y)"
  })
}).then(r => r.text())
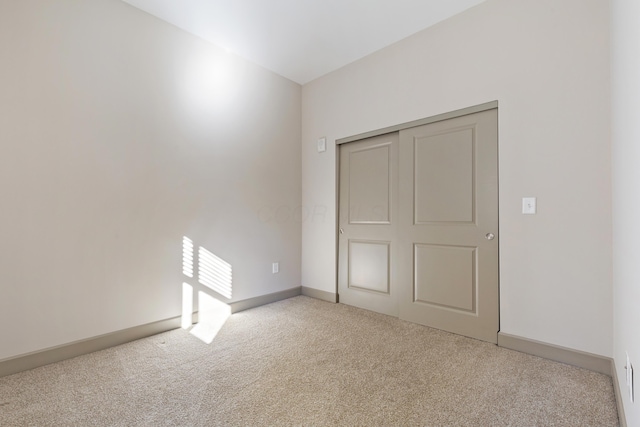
top-left (301, 286), bottom-right (337, 303)
top-left (0, 315), bottom-right (186, 379)
top-left (498, 332), bottom-right (611, 375)
top-left (498, 333), bottom-right (626, 426)
top-left (611, 359), bottom-right (628, 427)
top-left (0, 287), bottom-right (303, 378)
top-left (229, 287), bottom-right (301, 313)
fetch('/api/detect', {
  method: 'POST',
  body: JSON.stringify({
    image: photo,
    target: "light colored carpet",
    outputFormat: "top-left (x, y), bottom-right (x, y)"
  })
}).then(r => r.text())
top-left (0, 296), bottom-right (619, 426)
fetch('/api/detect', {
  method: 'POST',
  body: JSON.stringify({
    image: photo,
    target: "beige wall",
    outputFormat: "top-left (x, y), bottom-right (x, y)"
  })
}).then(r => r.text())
top-left (0, 0), bottom-right (301, 360)
top-left (612, 0), bottom-right (640, 424)
top-left (302, 0), bottom-right (612, 356)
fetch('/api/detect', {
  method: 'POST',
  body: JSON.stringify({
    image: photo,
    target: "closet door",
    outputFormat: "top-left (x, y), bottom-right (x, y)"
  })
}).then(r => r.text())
top-left (337, 133), bottom-right (399, 317)
top-left (397, 109), bottom-right (499, 343)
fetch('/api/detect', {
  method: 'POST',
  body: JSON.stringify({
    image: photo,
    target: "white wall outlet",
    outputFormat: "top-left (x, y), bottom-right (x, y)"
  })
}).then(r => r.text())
top-left (317, 137), bottom-right (327, 153)
top-left (522, 197), bottom-right (537, 214)
top-left (272, 262), bottom-right (279, 274)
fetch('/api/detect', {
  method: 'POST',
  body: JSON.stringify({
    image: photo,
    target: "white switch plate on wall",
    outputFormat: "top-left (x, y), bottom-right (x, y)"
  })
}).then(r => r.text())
top-left (317, 137), bottom-right (326, 153)
top-left (627, 352), bottom-right (631, 386)
top-left (626, 352), bottom-right (634, 402)
top-left (522, 197), bottom-right (537, 214)
top-left (630, 363), bottom-right (635, 402)
top-left (272, 262), bottom-right (279, 274)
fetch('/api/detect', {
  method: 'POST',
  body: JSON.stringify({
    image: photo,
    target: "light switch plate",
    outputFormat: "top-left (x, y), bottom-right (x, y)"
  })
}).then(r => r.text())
top-left (630, 363), bottom-right (635, 403)
top-left (522, 197), bottom-right (537, 214)
top-left (317, 137), bottom-right (327, 153)
top-left (627, 352), bottom-right (631, 386)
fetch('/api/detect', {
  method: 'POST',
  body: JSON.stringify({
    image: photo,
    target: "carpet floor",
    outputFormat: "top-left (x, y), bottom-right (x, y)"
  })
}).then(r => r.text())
top-left (0, 296), bottom-right (619, 426)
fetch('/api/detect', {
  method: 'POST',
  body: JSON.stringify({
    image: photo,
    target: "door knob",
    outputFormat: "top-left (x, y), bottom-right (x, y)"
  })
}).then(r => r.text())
top-left (339, 228), bottom-right (344, 234)
top-left (485, 233), bottom-right (495, 240)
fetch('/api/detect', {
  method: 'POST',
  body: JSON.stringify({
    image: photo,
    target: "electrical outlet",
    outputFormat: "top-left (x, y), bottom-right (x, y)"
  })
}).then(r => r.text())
top-left (272, 262), bottom-right (279, 274)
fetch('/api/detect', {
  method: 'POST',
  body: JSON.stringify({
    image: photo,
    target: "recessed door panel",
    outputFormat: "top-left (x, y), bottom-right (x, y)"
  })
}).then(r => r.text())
top-left (348, 240), bottom-right (390, 294)
top-left (349, 144), bottom-right (391, 224)
top-left (414, 128), bottom-right (474, 224)
top-left (414, 244), bottom-right (476, 312)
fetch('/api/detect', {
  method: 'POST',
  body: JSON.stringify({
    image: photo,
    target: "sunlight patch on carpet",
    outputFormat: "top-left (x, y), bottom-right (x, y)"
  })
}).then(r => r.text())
top-left (181, 236), bottom-right (233, 343)
top-left (190, 291), bottom-right (231, 344)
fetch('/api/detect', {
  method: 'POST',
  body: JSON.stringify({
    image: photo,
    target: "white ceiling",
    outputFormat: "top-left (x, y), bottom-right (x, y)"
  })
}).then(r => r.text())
top-left (122, 0), bottom-right (486, 85)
